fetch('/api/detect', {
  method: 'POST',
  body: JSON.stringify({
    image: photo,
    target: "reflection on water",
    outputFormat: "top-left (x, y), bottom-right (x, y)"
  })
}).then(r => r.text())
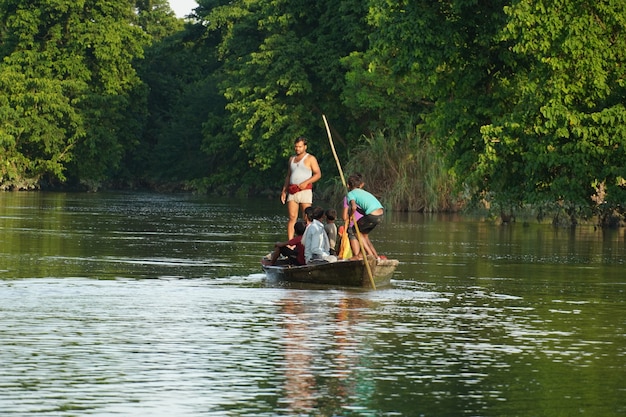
top-left (0, 192), bottom-right (282, 280)
top-left (0, 192), bottom-right (625, 416)
top-left (278, 294), bottom-right (372, 415)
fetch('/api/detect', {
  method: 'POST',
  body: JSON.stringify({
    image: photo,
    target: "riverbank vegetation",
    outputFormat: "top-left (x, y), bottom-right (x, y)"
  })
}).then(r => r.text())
top-left (1, 0), bottom-right (625, 226)
top-left (332, 123), bottom-right (457, 213)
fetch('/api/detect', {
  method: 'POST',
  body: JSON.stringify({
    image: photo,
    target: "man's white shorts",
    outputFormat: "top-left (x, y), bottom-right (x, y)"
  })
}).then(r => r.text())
top-left (286, 189), bottom-right (313, 204)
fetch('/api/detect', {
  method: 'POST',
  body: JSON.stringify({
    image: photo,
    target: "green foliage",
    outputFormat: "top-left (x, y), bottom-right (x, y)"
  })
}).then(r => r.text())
top-left (341, 52), bottom-right (428, 134)
top-left (0, 69), bottom-right (81, 189)
top-left (342, 0), bottom-right (511, 210)
top-left (200, 0), bottom-right (369, 176)
top-left (1, 0), bottom-right (624, 227)
top-left (135, 0), bottom-right (183, 40)
top-left (477, 0), bottom-right (626, 222)
top-left (131, 23), bottom-right (220, 187)
top-left (354, 0), bottom-right (626, 223)
top-left (0, 0), bottom-right (150, 189)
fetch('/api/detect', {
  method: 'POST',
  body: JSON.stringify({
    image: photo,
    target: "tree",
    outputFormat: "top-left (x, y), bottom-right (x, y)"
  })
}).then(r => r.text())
top-left (135, 26), bottom-right (224, 186)
top-left (0, 68), bottom-right (81, 189)
top-left (198, 0), bottom-right (370, 188)
top-left (349, 0), bottom-right (626, 222)
top-left (0, 0), bottom-right (149, 189)
top-left (478, 0), bottom-right (626, 223)
top-left (340, 0), bottom-right (510, 210)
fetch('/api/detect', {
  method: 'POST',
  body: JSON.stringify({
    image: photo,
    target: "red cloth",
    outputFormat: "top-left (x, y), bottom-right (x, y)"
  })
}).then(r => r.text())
top-left (288, 183), bottom-right (313, 194)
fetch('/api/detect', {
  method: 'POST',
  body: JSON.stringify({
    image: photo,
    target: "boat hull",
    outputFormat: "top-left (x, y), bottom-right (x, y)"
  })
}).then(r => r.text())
top-left (262, 257), bottom-right (399, 288)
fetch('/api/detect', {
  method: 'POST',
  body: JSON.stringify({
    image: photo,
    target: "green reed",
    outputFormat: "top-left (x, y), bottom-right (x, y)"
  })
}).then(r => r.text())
top-left (328, 124), bottom-right (456, 212)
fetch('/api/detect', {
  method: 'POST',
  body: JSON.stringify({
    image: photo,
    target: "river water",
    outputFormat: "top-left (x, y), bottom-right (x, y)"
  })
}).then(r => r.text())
top-left (0, 192), bottom-right (624, 416)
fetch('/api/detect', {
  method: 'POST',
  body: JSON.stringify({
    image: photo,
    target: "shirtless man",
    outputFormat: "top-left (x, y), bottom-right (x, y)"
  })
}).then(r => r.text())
top-left (280, 137), bottom-right (321, 239)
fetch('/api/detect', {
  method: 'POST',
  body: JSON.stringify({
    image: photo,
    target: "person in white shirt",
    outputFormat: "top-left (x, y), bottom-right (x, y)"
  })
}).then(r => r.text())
top-left (302, 206), bottom-right (337, 264)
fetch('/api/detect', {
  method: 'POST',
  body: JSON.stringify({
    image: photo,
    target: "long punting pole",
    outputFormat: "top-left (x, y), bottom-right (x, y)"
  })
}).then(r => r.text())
top-left (322, 114), bottom-right (376, 290)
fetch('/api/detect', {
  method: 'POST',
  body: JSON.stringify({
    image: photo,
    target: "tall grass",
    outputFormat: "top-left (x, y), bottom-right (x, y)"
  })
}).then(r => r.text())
top-left (333, 124), bottom-right (457, 212)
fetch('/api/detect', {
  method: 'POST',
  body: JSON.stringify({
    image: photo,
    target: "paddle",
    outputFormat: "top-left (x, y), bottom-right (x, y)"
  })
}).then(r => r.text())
top-left (322, 114), bottom-right (376, 290)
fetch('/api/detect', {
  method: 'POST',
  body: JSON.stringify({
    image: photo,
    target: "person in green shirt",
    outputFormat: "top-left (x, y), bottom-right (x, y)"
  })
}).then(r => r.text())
top-left (346, 173), bottom-right (384, 260)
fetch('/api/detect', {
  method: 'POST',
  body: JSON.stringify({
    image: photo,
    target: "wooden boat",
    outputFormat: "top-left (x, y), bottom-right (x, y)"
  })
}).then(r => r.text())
top-left (261, 256), bottom-right (399, 288)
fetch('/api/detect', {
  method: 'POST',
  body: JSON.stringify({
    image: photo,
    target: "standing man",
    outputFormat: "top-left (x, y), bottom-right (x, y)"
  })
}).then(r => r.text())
top-left (281, 137), bottom-right (321, 239)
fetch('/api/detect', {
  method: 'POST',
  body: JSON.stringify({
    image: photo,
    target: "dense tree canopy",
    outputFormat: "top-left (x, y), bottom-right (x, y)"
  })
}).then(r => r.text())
top-left (0, 0), bottom-right (160, 189)
top-left (1, 0), bottom-right (625, 224)
top-left (339, 0), bottom-right (626, 221)
top-left (481, 0), bottom-right (626, 222)
top-left (194, 0), bottom-right (370, 189)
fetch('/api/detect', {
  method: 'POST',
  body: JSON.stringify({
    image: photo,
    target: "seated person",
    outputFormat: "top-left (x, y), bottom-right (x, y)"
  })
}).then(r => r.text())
top-left (303, 206), bottom-right (337, 264)
top-left (324, 208), bottom-right (338, 255)
top-left (266, 221), bottom-right (306, 265)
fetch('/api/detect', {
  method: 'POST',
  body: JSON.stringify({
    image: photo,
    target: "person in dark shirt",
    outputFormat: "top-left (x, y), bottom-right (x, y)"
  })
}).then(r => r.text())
top-left (265, 221), bottom-right (306, 266)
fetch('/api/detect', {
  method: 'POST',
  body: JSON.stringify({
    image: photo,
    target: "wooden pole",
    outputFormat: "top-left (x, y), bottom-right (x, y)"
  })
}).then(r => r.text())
top-left (322, 114), bottom-right (376, 290)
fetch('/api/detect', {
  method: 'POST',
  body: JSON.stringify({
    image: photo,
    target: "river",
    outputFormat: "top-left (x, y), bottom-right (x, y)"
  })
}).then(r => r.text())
top-left (0, 192), bottom-right (624, 416)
